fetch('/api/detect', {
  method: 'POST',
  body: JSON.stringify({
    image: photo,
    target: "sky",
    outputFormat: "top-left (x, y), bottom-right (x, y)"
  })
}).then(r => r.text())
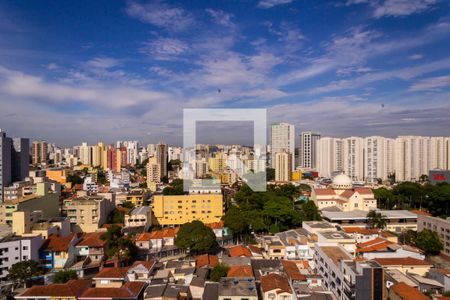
top-left (0, 0), bottom-right (449, 146)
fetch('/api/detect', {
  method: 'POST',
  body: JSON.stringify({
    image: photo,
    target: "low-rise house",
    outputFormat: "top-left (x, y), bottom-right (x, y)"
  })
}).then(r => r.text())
top-left (16, 279), bottom-right (92, 300)
top-left (316, 230), bottom-right (356, 253)
top-left (260, 273), bottom-right (293, 300)
top-left (144, 283), bottom-right (189, 300)
top-left (356, 237), bottom-right (425, 260)
top-left (39, 233), bottom-right (80, 270)
top-left (302, 221), bottom-right (337, 235)
top-left (93, 267), bottom-right (129, 288)
top-left (374, 257), bottom-right (433, 276)
top-left (342, 227), bottom-right (380, 243)
top-left (190, 277), bottom-right (206, 300)
top-left (228, 245), bottom-right (252, 258)
top-left (196, 254), bottom-right (219, 269)
top-left (429, 268), bottom-right (450, 291)
top-left (75, 232), bottom-right (107, 263)
top-left (218, 277), bottom-right (258, 300)
top-left (227, 265), bottom-right (254, 278)
top-left (388, 282), bottom-right (429, 300)
top-left (174, 267), bottom-right (196, 285)
top-left (275, 229), bottom-right (313, 260)
top-left (135, 232), bottom-right (163, 251)
top-left (202, 282), bottom-right (219, 300)
top-left (262, 236), bottom-right (286, 259)
top-left (125, 206), bottom-right (152, 231)
top-left (409, 273), bottom-right (444, 294)
top-left (248, 245), bottom-right (263, 258)
top-left (79, 281), bottom-right (146, 300)
top-left (251, 259), bottom-right (283, 280)
top-left (281, 260), bottom-right (308, 283)
top-left (125, 189), bottom-right (150, 206)
top-left (127, 261), bottom-right (156, 282)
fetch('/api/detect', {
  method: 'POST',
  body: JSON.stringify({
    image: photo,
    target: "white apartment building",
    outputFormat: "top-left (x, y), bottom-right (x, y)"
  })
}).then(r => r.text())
top-left (300, 131), bottom-right (321, 169)
top-left (271, 123), bottom-right (295, 171)
top-left (0, 235), bottom-right (42, 283)
top-left (342, 137), bottom-right (365, 182)
top-left (364, 136), bottom-right (395, 183)
top-left (79, 142), bottom-right (90, 165)
top-left (317, 137), bottom-right (343, 178)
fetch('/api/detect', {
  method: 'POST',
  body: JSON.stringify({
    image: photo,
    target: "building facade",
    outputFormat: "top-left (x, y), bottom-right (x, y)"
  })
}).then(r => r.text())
top-left (271, 123), bottom-right (295, 171)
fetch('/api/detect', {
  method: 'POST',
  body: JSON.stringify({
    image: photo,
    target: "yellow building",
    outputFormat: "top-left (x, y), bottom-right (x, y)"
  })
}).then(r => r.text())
top-left (125, 189), bottom-right (150, 206)
top-left (208, 153), bottom-right (226, 173)
top-left (292, 170), bottom-right (302, 181)
top-left (45, 168), bottom-right (67, 184)
top-left (152, 193), bottom-right (224, 226)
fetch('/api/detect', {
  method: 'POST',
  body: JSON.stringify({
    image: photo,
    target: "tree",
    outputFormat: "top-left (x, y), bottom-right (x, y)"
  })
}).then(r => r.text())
top-left (398, 230), bottom-right (417, 245)
top-left (175, 220), bottom-right (217, 254)
top-left (301, 201), bottom-right (322, 221)
top-left (209, 263), bottom-right (229, 282)
top-left (373, 187), bottom-right (394, 209)
top-left (415, 229), bottom-right (443, 255)
top-left (54, 269), bottom-right (78, 283)
top-left (366, 210), bottom-right (387, 229)
top-left (67, 173), bottom-right (83, 185)
top-left (101, 225), bottom-right (138, 263)
top-left (222, 206), bottom-right (248, 240)
top-left (266, 168), bottom-right (275, 181)
top-left (7, 260), bottom-right (42, 288)
top-left (163, 179), bottom-right (186, 195)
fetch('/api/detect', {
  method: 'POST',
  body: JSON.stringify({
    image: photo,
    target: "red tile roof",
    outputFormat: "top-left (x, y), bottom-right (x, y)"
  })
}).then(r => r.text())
top-left (196, 254), bottom-right (219, 268)
top-left (18, 279), bottom-right (91, 298)
top-left (314, 189), bottom-right (336, 196)
top-left (260, 273), bottom-right (292, 294)
top-left (248, 245), bottom-right (262, 255)
top-left (227, 265), bottom-right (254, 278)
top-left (390, 282), bottom-right (429, 300)
top-left (281, 260), bottom-right (307, 281)
top-left (206, 221), bottom-right (224, 229)
top-left (340, 189), bottom-right (356, 198)
top-left (356, 237), bottom-right (393, 253)
top-left (94, 267), bottom-right (129, 279)
top-left (374, 257), bottom-right (432, 266)
top-left (228, 245), bottom-right (253, 258)
top-left (80, 282), bottom-right (146, 299)
top-left (40, 233), bottom-right (76, 252)
top-left (136, 228), bottom-right (179, 241)
top-left (130, 260), bottom-right (156, 271)
top-left (354, 188), bottom-right (373, 195)
top-left (77, 232), bottom-right (107, 248)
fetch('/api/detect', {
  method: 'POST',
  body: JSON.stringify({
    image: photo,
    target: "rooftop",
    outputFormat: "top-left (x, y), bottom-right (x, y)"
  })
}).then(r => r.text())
top-left (390, 282), bottom-right (429, 300)
top-left (322, 209), bottom-right (418, 221)
top-left (374, 257), bottom-right (432, 266)
top-left (227, 265), bottom-right (254, 278)
top-left (320, 246), bottom-right (352, 266)
top-left (219, 277), bottom-right (257, 297)
top-left (261, 273), bottom-right (292, 294)
top-left (319, 230), bottom-right (354, 240)
top-left (129, 206), bottom-right (151, 215)
top-left (17, 279), bottom-right (91, 298)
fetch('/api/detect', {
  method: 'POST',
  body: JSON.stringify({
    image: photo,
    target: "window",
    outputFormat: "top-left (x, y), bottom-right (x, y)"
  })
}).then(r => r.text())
top-left (22, 246), bottom-right (28, 250)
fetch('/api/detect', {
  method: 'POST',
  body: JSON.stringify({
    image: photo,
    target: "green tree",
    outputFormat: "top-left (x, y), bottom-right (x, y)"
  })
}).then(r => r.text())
top-left (54, 269), bottom-right (78, 283)
top-left (222, 206), bottom-right (248, 240)
top-left (415, 229), bottom-right (443, 255)
top-left (97, 170), bottom-right (108, 185)
top-left (101, 225), bottom-right (138, 263)
top-left (266, 168), bottom-right (275, 181)
top-left (67, 174), bottom-right (83, 185)
top-left (163, 179), bottom-right (186, 195)
top-left (373, 187), bottom-right (394, 209)
top-left (301, 201), bottom-right (322, 221)
top-left (121, 201), bottom-right (135, 209)
top-left (7, 260), bottom-right (42, 288)
top-left (366, 210), bottom-right (387, 229)
top-left (398, 230), bottom-right (417, 245)
top-left (175, 220), bottom-right (217, 254)
top-left (209, 263), bottom-right (229, 282)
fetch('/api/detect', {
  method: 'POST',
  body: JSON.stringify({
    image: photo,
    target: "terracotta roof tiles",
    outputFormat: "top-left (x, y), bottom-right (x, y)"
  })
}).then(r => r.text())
top-left (227, 265), bottom-right (254, 278)
top-left (374, 257), bottom-right (432, 266)
top-left (94, 267), bottom-right (129, 279)
top-left (228, 245), bottom-right (253, 258)
top-left (260, 273), bottom-right (292, 294)
top-left (390, 282), bottom-right (429, 300)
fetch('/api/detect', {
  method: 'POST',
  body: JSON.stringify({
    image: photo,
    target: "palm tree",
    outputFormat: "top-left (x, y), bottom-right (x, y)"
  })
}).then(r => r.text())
top-left (367, 210), bottom-right (387, 229)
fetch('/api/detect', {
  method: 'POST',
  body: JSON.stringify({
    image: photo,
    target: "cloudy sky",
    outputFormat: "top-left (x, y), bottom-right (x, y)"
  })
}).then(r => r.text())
top-left (0, 0), bottom-right (449, 146)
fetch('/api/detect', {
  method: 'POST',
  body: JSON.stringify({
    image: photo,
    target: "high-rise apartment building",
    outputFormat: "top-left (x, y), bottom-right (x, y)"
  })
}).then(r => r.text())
top-left (146, 156), bottom-right (160, 191)
top-left (156, 142), bottom-right (168, 178)
top-left (31, 140), bottom-right (48, 166)
top-left (395, 136), bottom-right (430, 182)
top-left (364, 136), bottom-right (395, 183)
top-left (271, 123), bottom-right (295, 171)
top-left (342, 137), bottom-right (365, 181)
top-left (275, 151), bottom-right (292, 182)
top-left (0, 130), bottom-right (29, 202)
top-left (316, 137), bottom-right (343, 178)
top-left (299, 131), bottom-right (320, 169)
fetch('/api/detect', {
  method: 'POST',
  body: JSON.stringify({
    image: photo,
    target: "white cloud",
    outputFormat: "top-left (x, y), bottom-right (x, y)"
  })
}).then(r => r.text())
top-left (140, 38), bottom-right (189, 60)
top-left (125, 1), bottom-right (194, 31)
top-left (258, 0), bottom-right (293, 9)
top-left (85, 57), bottom-right (120, 69)
top-left (205, 9), bottom-right (235, 28)
top-left (409, 75), bottom-right (450, 91)
top-left (408, 53), bottom-right (424, 60)
top-left (373, 0), bottom-right (438, 18)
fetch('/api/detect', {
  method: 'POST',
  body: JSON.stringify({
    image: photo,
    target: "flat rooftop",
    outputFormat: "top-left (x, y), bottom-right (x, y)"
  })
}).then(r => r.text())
top-left (303, 221), bottom-right (335, 229)
top-left (320, 246), bottom-right (352, 266)
top-left (322, 210), bottom-right (418, 221)
top-left (219, 277), bottom-right (257, 297)
top-left (319, 231), bottom-right (353, 240)
top-left (130, 206), bottom-right (151, 215)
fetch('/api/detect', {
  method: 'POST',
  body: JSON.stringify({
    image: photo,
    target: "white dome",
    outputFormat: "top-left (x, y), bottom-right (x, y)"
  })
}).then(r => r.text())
top-left (332, 174), bottom-right (352, 189)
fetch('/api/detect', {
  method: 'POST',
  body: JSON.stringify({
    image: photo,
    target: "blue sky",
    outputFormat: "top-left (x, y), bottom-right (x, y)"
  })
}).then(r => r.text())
top-left (0, 0), bottom-right (449, 146)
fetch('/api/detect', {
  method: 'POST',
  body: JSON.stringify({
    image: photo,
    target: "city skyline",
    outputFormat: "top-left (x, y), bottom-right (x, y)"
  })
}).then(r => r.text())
top-left (0, 0), bottom-right (449, 145)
